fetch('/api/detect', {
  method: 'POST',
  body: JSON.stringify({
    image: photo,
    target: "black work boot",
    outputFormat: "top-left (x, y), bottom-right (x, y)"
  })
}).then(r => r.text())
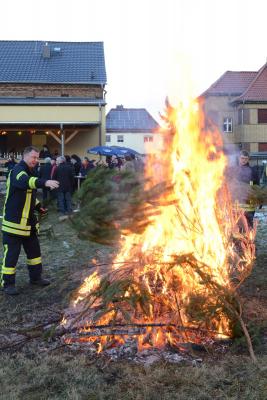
top-left (4, 285), bottom-right (19, 295)
top-left (30, 278), bottom-right (50, 287)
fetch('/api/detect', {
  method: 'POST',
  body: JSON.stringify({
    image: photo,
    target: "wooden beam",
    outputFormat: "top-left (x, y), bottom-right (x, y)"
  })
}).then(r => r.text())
top-left (65, 130), bottom-right (79, 145)
top-left (47, 130), bottom-right (61, 144)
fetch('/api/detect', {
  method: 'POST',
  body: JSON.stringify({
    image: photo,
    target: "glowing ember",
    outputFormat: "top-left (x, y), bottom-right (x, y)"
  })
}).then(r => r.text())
top-left (68, 98), bottom-right (256, 352)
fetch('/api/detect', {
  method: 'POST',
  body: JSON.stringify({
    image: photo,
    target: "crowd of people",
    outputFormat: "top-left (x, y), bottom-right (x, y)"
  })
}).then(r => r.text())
top-left (3, 145), bottom-right (145, 217)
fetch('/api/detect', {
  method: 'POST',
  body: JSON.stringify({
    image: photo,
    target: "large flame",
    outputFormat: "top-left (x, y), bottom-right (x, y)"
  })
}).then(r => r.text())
top-left (68, 98), bottom-right (256, 350)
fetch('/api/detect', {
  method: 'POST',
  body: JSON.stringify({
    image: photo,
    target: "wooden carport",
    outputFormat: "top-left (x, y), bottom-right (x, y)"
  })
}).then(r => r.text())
top-left (0, 98), bottom-right (106, 157)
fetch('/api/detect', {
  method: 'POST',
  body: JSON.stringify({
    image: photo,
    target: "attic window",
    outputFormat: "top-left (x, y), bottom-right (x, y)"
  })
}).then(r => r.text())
top-left (117, 135), bottom-right (124, 143)
top-left (61, 94), bottom-right (69, 97)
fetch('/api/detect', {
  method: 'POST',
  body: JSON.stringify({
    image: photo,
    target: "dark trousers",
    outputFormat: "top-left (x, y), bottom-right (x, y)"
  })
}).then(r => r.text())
top-left (1, 232), bottom-right (42, 287)
top-left (42, 187), bottom-right (50, 206)
top-left (244, 211), bottom-right (255, 228)
top-left (238, 211), bottom-right (255, 232)
top-left (57, 191), bottom-right (72, 214)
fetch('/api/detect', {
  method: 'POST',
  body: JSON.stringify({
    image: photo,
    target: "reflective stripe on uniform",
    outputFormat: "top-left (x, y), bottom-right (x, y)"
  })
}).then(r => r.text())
top-left (1, 244), bottom-right (8, 274)
top-left (29, 177), bottom-right (37, 189)
top-left (20, 189), bottom-right (32, 226)
top-left (2, 267), bottom-right (16, 275)
top-left (16, 171), bottom-right (28, 180)
top-left (2, 225), bottom-right (30, 236)
top-left (2, 174), bottom-right (11, 220)
top-left (1, 245), bottom-right (16, 277)
top-left (27, 257), bottom-right (42, 266)
top-left (2, 219), bottom-right (31, 231)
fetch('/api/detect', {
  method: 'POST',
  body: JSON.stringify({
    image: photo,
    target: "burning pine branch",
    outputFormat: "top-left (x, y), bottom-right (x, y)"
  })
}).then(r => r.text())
top-left (67, 99), bottom-right (257, 362)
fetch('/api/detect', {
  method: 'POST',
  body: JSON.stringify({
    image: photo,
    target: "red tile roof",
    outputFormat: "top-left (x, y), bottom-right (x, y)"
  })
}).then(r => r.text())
top-left (201, 62), bottom-right (267, 103)
top-left (200, 71), bottom-right (257, 97)
top-left (232, 63), bottom-right (267, 103)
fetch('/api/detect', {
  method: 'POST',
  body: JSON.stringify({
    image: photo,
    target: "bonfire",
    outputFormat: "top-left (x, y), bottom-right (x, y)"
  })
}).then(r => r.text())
top-left (63, 98), bottom-right (257, 362)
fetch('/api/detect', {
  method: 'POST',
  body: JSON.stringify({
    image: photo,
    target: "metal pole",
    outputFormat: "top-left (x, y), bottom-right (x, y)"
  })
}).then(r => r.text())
top-left (60, 123), bottom-right (65, 156)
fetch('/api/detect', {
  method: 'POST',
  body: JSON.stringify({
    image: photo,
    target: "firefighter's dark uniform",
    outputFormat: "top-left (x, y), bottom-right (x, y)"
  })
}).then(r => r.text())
top-left (1, 160), bottom-right (47, 287)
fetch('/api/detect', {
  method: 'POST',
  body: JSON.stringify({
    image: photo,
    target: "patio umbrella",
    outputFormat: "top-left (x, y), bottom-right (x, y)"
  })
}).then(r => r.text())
top-left (110, 146), bottom-right (140, 156)
top-left (87, 146), bottom-right (119, 156)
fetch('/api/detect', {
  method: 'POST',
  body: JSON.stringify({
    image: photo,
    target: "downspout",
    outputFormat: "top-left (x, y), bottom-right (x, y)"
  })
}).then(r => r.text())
top-left (242, 99), bottom-right (245, 150)
top-left (98, 104), bottom-right (102, 146)
top-left (98, 84), bottom-right (106, 146)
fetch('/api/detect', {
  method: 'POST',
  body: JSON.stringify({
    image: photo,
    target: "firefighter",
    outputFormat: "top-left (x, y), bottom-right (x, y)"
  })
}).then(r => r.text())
top-left (1, 146), bottom-right (59, 295)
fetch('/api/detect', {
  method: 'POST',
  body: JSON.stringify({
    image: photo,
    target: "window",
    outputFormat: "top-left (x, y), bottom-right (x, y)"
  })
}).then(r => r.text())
top-left (258, 109), bottom-right (267, 123)
top-left (117, 135), bottom-right (124, 143)
top-left (223, 117), bottom-right (233, 133)
top-left (238, 109), bottom-right (250, 125)
top-left (144, 136), bottom-right (153, 142)
top-left (259, 143), bottom-right (267, 151)
top-left (106, 135), bottom-right (111, 143)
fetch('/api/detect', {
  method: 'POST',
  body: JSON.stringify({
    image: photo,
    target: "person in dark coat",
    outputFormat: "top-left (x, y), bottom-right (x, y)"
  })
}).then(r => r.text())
top-left (71, 154), bottom-right (82, 190)
top-left (229, 150), bottom-right (259, 227)
top-left (71, 154), bottom-right (82, 175)
top-left (38, 157), bottom-right (52, 206)
top-left (106, 155), bottom-right (116, 169)
top-left (80, 157), bottom-right (94, 177)
top-left (54, 156), bottom-right (75, 215)
top-left (39, 145), bottom-right (51, 159)
top-left (65, 155), bottom-right (76, 174)
top-left (1, 146), bottom-right (59, 295)
top-left (5, 152), bottom-right (17, 174)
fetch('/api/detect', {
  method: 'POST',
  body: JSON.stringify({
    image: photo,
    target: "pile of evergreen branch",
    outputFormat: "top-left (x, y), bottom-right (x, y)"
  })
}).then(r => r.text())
top-left (71, 166), bottom-right (172, 245)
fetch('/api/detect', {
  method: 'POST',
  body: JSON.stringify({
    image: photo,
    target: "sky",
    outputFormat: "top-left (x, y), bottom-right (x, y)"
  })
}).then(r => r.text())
top-left (1, 0), bottom-right (267, 122)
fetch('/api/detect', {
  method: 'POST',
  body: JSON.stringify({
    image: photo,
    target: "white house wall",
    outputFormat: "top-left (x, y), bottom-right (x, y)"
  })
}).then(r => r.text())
top-left (106, 132), bottom-right (163, 154)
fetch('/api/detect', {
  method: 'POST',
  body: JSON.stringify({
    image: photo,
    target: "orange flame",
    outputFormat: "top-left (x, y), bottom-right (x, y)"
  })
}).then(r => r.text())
top-left (70, 98), bottom-right (256, 351)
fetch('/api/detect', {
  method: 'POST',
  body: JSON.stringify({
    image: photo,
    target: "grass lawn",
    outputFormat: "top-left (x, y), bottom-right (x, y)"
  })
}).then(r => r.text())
top-left (0, 199), bottom-right (266, 400)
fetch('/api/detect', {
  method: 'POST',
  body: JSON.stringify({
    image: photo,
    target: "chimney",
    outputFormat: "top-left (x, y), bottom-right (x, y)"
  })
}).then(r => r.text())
top-left (42, 43), bottom-right (51, 58)
top-left (116, 105), bottom-right (124, 110)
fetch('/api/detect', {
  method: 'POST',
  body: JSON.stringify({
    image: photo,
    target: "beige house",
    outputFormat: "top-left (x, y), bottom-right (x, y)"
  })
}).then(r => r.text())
top-left (0, 41), bottom-right (107, 157)
top-left (106, 105), bottom-right (161, 154)
top-left (199, 62), bottom-right (267, 153)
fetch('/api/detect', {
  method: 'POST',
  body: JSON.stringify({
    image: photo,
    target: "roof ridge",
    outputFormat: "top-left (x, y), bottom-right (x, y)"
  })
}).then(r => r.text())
top-left (0, 40), bottom-right (103, 44)
top-left (111, 107), bottom-right (147, 111)
top-left (225, 70), bottom-right (257, 73)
